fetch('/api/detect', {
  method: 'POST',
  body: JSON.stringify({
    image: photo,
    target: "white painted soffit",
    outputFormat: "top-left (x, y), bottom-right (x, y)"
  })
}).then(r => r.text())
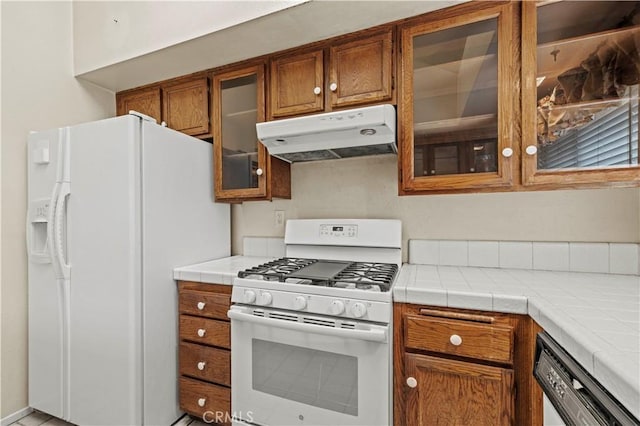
top-left (75, 0), bottom-right (466, 92)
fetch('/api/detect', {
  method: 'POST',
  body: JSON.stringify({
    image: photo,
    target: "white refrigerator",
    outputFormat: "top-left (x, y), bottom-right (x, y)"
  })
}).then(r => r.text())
top-left (26, 113), bottom-right (230, 425)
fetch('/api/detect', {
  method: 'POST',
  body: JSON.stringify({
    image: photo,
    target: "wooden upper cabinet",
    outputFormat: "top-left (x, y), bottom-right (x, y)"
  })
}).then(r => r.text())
top-left (521, 1), bottom-right (640, 188)
top-left (213, 63), bottom-right (291, 202)
top-left (329, 29), bottom-right (393, 108)
top-left (398, 2), bottom-right (518, 194)
top-left (162, 77), bottom-right (210, 136)
top-left (116, 87), bottom-right (161, 123)
top-left (270, 50), bottom-right (324, 118)
top-left (269, 28), bottom-right (395, 119)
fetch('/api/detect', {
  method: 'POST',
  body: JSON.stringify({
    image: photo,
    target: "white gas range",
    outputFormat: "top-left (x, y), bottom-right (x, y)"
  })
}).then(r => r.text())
top-left (229, 219), bottom-right (401, 426)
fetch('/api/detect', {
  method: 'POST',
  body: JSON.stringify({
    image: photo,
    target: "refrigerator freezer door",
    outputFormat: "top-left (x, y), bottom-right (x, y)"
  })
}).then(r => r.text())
top-left (140, 122), bottom-right (230, 425)
top-left (66, 115), bottom-right (143, 426)
top-left (27, 128), bottom-right (66, 418)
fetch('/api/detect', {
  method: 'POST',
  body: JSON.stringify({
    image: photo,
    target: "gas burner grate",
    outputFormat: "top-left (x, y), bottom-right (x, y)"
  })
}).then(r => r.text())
top-left (238, 258), bottom-right (398, 292)
top-left (332, 262), bottom-right (398, 291)
top-left (237, 257), bottom-right (316, 281)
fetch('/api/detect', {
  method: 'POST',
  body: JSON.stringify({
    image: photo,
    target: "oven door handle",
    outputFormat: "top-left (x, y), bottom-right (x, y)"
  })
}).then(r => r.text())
top-left (227, 309), bottom-right (387, 343)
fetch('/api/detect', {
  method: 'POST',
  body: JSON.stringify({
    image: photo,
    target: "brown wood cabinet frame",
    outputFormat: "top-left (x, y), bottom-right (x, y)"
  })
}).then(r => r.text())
top-left (162, 76), bottom-right (210, 137)
top-left (212, 63), bottom-right (269, 201)
top-left (398, 1), bottom-right (520, 194)
top-left (521, 1), bottom-right (640, 189)
top-left (329, 28), bottom-right (394, 109)
top-left (116, 86), bottom-right (162, 123)
top-left (212, 62), bottom-right (291, 202)
top-left (178, 281), bottom-right (232, 424)
top-left (116, 0), bottom-right (640, 195)
top-left (393, 303), bottom-right (543, 426)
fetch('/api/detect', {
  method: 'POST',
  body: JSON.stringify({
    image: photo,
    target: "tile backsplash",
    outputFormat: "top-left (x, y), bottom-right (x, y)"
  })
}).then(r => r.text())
top-left (243, 237), bottom-right (285, 257)
top-left (409, 240), bottom-right (640, 275)
top-left (244, 237), bottom-right (640, 275)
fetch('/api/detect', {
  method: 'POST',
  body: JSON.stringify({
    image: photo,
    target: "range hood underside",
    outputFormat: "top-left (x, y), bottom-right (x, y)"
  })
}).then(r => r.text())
top-left (273, 142), bottom-right (397, 163)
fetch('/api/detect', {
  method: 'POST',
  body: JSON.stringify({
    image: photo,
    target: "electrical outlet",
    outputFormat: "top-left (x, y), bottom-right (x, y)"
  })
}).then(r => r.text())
top-left (275, 210), bottom-right (285, 227)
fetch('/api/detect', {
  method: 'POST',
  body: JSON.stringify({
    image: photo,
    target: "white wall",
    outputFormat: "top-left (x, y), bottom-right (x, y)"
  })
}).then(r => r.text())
top-left (72, 1), bottom-right (463, 92)
top-left (1, 1), bottom-right (114, 418)
top-left (72, 1), bottom-right (306, 75)
top-left (232, 155), bottom-right (640, 258)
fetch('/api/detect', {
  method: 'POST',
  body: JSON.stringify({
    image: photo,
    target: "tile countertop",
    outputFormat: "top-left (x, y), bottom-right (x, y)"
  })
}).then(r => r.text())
top-left (173, 255), bottom-right (275, 285)
top-left (394, 264), bottom-right (640, 420)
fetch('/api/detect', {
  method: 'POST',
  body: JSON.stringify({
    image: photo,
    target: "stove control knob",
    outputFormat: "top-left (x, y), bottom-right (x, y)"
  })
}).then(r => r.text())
top-left (329, 300), bottom-right (345, 315)
top-left (293, 295), bottom-right (307, 310)
top-left (243, 290), bottom-right (256, 304)
top-left (350, 302), bottom-right (367, 318)
top-left (258, 292), bottom-right (273, 306)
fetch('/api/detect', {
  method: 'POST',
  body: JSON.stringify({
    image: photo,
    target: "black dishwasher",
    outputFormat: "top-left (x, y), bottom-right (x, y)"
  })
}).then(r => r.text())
top-left (534, 332), bottom-right (639, 426)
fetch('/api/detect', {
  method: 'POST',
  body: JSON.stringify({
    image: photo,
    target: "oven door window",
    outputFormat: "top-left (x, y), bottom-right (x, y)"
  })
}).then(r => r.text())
top-left (252, 339), bottom-right (358, 416)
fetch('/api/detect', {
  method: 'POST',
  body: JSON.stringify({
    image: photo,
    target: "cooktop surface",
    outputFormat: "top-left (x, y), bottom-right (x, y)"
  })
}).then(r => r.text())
top-left (237, 257), bottom-right (398, 292)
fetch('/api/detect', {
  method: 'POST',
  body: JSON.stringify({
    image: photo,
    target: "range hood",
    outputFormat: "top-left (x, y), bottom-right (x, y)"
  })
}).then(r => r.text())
top-left (256, 104), bottom-right (396, 163)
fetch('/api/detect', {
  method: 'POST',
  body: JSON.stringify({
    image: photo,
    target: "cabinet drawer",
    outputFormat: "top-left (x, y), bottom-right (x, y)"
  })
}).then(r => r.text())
top-left (180, 315), bottom-right (230, 349)
top-left (180, 289), bottom-right (231, 320)
top-left (180, 342), bottom-right (230, 386)
top-left (180, 377), bottom-right (230, 423)
top-left (404, 314), bottom-right (514, 364)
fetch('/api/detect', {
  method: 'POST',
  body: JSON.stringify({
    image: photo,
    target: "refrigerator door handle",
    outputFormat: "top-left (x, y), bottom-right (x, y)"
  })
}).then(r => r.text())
top-left (54, 182), bottom-right (71, 279)
top-left (47, 183), bottom-right (60, 270)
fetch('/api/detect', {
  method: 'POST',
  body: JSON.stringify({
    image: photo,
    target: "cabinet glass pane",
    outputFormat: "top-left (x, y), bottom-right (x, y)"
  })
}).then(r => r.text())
top-left (221, 74), bottom-right (259, 190)
top-left (536, 1), bottom-right (639, 170)
top-left (413, 18), bottom-right (498, 177)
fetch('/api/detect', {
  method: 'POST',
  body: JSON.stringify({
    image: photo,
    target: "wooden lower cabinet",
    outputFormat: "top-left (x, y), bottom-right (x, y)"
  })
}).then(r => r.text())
top-left (405, 353), bottom-right (514, 426)
top-left (178, 281), bottom-right (232, 425)
top-left (179, 377), bottom-right (231, 422)
top-left (394, 304), bottom-right (542, 426)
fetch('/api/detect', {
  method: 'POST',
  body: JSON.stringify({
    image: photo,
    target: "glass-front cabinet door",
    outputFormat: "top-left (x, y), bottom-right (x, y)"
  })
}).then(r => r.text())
top-left (399, 2), bottom-right (517, 193)
top-left (522, 1), bottom-right (640, 187)
top-left (212, 63), bottom-right (268, 201)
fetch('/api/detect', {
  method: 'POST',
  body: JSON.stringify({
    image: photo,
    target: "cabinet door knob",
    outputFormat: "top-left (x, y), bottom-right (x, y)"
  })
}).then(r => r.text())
top-left (197, 398), bottom-right (206, 407)
top-left (329, 82), bottom-right (338, 92)
top-left (501, 147), bottom-right (514, 158)
top-left (450, 334), bottom-right (463, 346)
top-left (196, 302), bottom-right (206, 310)
top-left (256, 168), bottom-right (263, 176)
top-left (313, 86), bottom-right (322, 95)
top-left (197, 328), bottom-right (206, 337)
top-left (406, 377), bottom-right (417, 388)
top-left (197, 361), bottom-right (206, 371)
top-left (525, 145), bottom-right (538, 156)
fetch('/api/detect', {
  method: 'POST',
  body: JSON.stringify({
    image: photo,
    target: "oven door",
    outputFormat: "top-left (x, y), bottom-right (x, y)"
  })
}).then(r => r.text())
top-left (228, 304), bottom-right (390, 426)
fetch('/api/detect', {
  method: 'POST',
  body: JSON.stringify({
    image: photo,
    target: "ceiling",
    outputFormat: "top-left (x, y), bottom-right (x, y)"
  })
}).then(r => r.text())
top-left (75, 0), bottom-right (465, 92)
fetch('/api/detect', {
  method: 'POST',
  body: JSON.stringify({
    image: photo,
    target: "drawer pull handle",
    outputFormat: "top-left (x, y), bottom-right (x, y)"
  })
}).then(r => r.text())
top-left (450, 334), bottom-right (462, 346)
top-left (406, 377), bottom-right (417, 388)
top-left (197, 328), bottom-right (206, 337)
top-left (197, 302), bottom-right (206, 310)
top-left (197, 361), bottom-right (206, 371)
top-left (418, 309), bottom-right (494, 323)
top-left (198, 398), bottom-right (206, 407)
